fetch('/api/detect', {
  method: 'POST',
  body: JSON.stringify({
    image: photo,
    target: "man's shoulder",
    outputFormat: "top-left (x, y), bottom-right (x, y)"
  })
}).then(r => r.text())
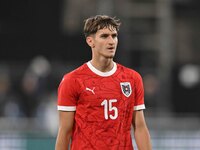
top-left (63, 63), bottom-right (88, 79)
top-left (117, 63), bottom-right (140, 75)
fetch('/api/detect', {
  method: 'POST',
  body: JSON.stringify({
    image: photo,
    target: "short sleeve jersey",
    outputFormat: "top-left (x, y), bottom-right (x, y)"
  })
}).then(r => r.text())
top-left (57, 62), bottom-right (145, 150)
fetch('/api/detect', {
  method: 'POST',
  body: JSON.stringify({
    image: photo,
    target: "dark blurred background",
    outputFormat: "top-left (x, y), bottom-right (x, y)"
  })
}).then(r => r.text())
top-left (0, 0), bottom-right (200, 149)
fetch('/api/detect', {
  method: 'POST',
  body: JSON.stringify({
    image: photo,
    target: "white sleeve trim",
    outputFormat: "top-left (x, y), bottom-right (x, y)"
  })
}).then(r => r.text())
top-left (134, 104), bottom-right (145, 111)
top-left (57, 106), bottom-right (76, 111)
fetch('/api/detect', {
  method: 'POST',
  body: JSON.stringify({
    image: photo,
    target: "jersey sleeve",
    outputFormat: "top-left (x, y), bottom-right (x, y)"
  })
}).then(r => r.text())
top-left (134, 72), bottom-right (145, 111)
top-left (57, 74), bottom-right (79, 111)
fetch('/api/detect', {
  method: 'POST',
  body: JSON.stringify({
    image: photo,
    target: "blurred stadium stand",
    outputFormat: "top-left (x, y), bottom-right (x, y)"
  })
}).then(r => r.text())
top-left (0, 0), bottom-right (200, 149)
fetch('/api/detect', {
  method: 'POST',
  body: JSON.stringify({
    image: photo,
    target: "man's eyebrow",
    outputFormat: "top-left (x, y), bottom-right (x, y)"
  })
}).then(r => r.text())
top-left (100, 33), bottom-right (118, 36)
top-left (112, 33), bottom-right (118, 36)
top-left (100, 33), bottom-right (109, 36)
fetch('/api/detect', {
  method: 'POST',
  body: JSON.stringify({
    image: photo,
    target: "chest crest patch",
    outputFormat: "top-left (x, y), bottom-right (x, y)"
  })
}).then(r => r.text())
top-left (120, 82), bottom-right (132, 97)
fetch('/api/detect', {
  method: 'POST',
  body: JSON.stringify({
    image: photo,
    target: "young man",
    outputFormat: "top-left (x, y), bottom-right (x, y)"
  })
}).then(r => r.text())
top-left (55, 15), bottom-right (152, 150)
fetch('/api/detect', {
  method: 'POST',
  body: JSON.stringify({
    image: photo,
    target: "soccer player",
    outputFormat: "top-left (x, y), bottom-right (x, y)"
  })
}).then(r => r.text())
top-left (55, 15), bottom-right (152, 150)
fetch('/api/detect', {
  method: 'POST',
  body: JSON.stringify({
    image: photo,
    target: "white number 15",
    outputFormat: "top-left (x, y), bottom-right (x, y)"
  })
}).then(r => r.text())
top-left (101, 99), bottom-right (118, 120)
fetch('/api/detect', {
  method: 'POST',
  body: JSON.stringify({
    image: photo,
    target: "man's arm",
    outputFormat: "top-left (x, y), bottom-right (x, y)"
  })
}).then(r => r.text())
top-left (55, 111), bottom-right (75, 150)
top-left (132, 110), bottom-right (152, 150)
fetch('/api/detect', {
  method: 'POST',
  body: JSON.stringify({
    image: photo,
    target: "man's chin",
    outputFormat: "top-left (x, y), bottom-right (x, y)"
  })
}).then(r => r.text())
top-left (101, 52), bottom-right (115, 59)
top-left (105, 54), bottom-right (115, 59)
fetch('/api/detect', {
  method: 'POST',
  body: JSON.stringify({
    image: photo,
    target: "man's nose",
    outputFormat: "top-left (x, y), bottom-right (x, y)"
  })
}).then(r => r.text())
top-left (108, 36), bottom-right (115, 44)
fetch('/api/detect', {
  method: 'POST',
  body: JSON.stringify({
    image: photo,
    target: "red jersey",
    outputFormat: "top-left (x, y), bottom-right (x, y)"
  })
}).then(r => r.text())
top-left (57, 62), bottom-right (145, 150)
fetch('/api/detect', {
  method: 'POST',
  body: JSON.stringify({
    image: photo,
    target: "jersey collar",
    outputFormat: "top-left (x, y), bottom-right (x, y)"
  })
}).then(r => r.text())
top-left (87, 61), bottom-right (117, 77)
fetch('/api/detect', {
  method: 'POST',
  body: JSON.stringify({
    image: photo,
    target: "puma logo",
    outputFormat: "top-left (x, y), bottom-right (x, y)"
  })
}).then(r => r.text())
top-left (86, 87), bottom-right (95, 94)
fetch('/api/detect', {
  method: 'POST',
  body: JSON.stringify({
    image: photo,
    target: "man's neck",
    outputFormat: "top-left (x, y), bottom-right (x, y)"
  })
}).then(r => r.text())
top-left (90, 58), bottom-right (114, 72)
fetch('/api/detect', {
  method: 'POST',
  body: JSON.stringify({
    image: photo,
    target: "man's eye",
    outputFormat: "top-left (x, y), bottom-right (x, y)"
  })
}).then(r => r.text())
top-left (101, 35), bottom-right (108, 38)
top-left (112, 35), bottom-right (117, 38)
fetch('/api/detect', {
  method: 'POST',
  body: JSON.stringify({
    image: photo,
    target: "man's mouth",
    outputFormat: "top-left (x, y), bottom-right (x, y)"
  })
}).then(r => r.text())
top-left (107, 47), bottom-right (115, 50)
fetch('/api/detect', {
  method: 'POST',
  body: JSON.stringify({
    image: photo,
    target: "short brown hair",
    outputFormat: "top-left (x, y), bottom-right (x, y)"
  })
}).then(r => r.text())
top-left (83, 15), bottom-right (121, 37)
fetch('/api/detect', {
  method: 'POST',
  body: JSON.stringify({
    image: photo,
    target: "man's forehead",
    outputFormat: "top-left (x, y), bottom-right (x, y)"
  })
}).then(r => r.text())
top-left (97, 27), bottom-right (117, 34)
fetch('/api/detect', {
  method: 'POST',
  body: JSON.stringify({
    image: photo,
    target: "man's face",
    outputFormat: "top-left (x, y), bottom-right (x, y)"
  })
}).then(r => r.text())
top-left (88, 27), bottom-right (118, 59)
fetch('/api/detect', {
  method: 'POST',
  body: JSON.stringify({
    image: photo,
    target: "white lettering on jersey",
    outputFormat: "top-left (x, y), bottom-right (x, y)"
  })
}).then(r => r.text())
top-left (101, 99), bottom-right (118, 120)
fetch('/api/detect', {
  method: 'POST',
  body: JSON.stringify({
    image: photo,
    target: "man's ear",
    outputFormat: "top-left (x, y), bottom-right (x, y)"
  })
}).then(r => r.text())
top-left (86, 36), bottom-right (94, 48)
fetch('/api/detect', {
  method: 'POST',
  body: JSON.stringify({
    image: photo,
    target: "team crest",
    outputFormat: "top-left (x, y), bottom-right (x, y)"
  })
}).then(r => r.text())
top-left (120, 82), bottom-right (132, 97)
